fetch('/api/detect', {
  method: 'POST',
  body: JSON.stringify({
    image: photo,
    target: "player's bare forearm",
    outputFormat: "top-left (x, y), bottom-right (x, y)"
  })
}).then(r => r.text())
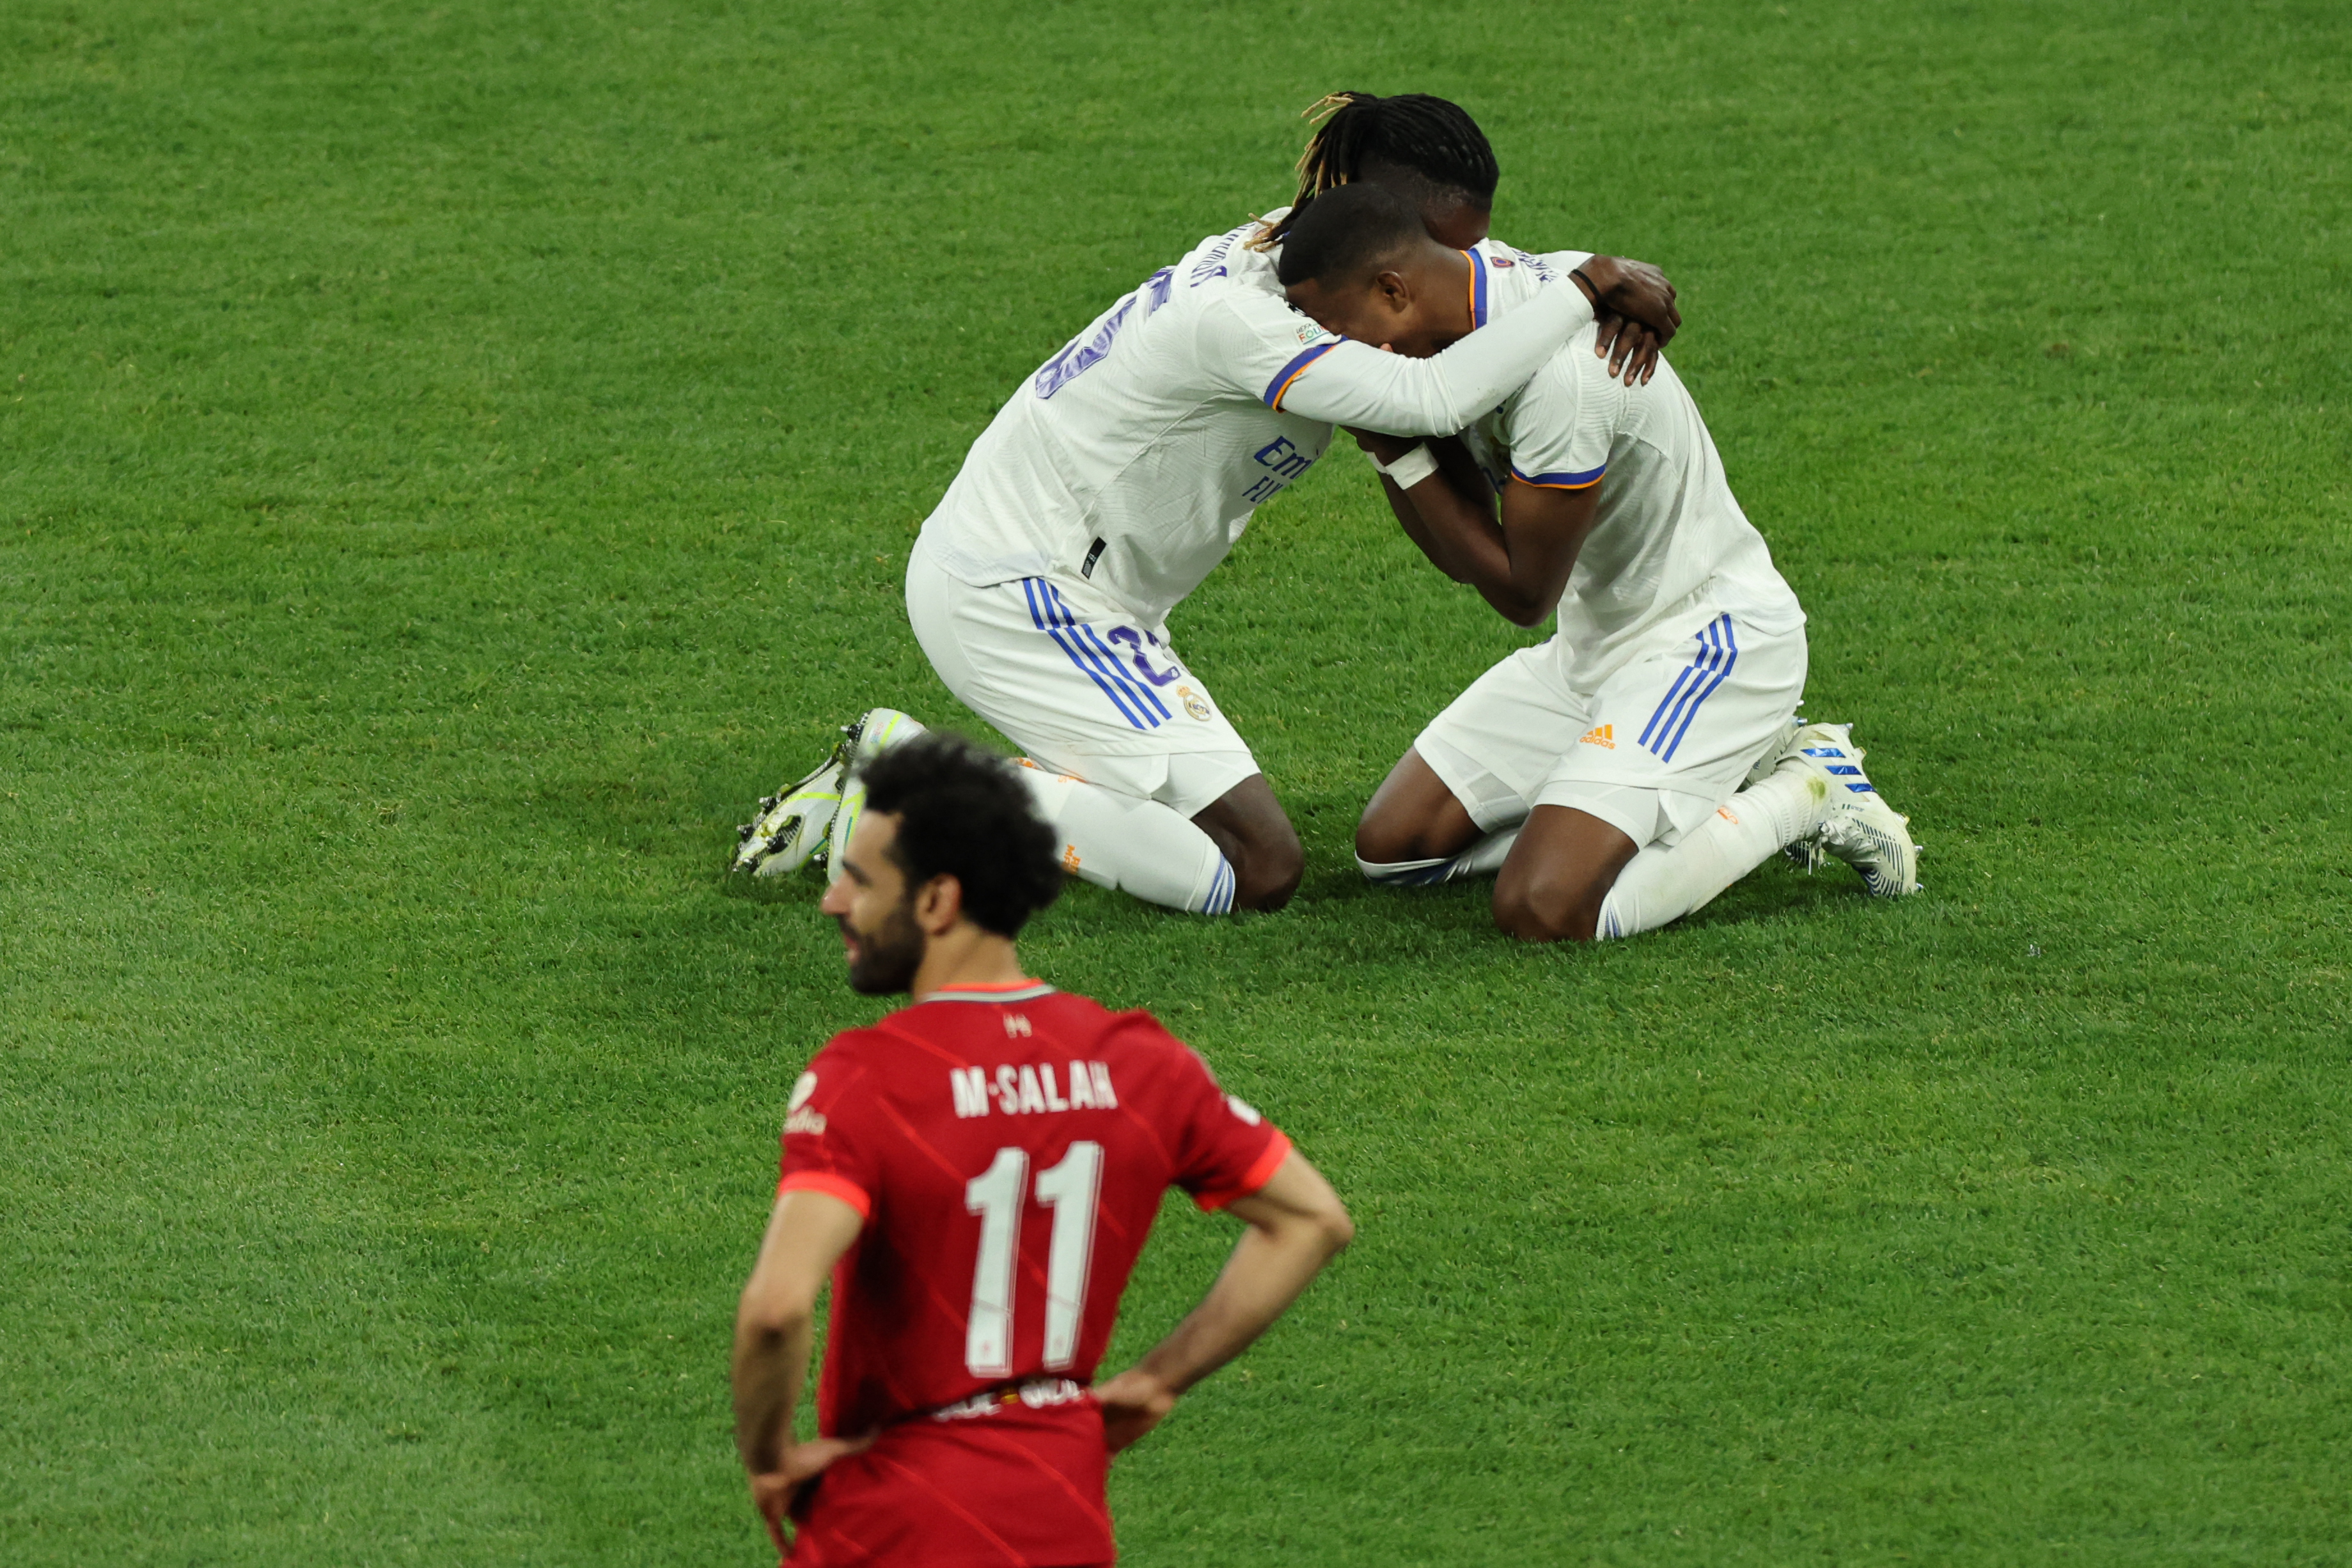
top-left (1348, 427), bottom-right (1485, 583)
top-left (732, 1306), bottom-right (815, 1473)
top-left (1427, 434), bottom-right (1496, 505)
top-left (1406, 476), bottom-right (1601, 628)
top-left (1097, 1152), bottom-right (1351, 1452)
top-left (732, 1190), bottom-right (865, 1480)
top-left (1136, 1222), bottom-right (1333, 1384)
top-left (1378, 473), bottom-right (1471, 583)
top-left (1395, 466), bottom-right (1514, 600)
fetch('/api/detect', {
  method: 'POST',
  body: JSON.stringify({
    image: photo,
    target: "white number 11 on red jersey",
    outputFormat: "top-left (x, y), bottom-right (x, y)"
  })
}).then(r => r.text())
top-left (962, 1141), bottom-right (1104, 1378)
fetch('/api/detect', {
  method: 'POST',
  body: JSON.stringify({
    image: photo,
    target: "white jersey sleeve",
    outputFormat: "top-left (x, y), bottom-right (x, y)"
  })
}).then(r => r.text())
top-left (1501, 331), bottom-right (1623, 491)
top-left (1193, 279), bottom-right (1596, 439)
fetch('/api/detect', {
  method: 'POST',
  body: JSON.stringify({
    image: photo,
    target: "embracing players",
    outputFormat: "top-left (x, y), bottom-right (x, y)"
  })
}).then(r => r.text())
top-left (732, 732), bottom-right (1352, 1564)
top-left (1276, 183), bottom-right (1919, 942)
top-left (734, 93), bottom-right (1681, 916)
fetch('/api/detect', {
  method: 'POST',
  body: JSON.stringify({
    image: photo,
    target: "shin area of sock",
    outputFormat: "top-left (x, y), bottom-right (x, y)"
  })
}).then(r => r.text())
top-left (1739, 766), bottom-right (1830, 845)
top-left (1594, 807), bottom-right (1782, 939)
top-left (1356, 854), bottom-right (1452, 886)
top-left (1359, 826), bottom-right (1519, 888)
top-left (1018, 765), bottom-right (1234, 914)
top-left (1454, 827), bottom-right (1521, 878)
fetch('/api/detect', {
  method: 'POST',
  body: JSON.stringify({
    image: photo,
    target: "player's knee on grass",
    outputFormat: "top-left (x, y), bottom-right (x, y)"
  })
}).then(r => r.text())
top-left (1192, 773), bottom-right (1304, 913)
top-left (1491, 863), bottom-right (1610, 943)
top-left (1354, 750), bottom-right (1480, 866)
top-left (1232, 824), bottom-right (1304, 912)
top-left (1489, 807), bottom-right (1641, 943)
top-left (1354, 804), bottom-right (1445, 866)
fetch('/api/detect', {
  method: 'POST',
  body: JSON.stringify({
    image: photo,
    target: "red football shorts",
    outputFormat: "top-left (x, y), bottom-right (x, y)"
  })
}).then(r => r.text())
top-left (788, 1398), bottom-right (1115, 1567)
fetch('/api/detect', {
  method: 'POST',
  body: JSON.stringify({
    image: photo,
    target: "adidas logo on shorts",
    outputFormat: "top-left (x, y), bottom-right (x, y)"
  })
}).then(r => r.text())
top-left (1578, 723), bottom-right (1616, 749)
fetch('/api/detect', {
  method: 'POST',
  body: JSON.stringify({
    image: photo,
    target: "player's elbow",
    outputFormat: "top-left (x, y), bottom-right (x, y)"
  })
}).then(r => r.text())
top-left (1250, 1193), bottom-right (1352, 1262)
top-left (1490, 588), bottom-right (1557, 629)
top-left (1300, 1193), bottom-right (1354, 1258)
top-left (735, 1282), bottom-right (819, 1340)
top-left (1318, 1202), bottom-right (1356, 1257)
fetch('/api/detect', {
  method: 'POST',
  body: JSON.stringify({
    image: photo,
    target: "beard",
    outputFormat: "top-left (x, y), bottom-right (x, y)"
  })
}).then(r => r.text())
top-left (843, 897), bottom-right (925, 996)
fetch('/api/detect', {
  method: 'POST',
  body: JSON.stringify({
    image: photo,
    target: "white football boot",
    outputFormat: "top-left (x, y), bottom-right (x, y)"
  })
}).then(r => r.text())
top-left (733, 747), bottom-right (849, 878)
top-left (824, 708), bottom-right (928, 880)
top-left (1780, 722), bottom-right (1920, 896)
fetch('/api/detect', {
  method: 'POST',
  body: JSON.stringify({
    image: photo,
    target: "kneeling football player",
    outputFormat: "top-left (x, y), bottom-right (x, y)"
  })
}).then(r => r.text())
top-left (732, 92), bottom-right (1683, 917)
top-left (731, 732), bottom-right (1352, 1564)
top-left (1278, 184), bottom-right (1921, 942)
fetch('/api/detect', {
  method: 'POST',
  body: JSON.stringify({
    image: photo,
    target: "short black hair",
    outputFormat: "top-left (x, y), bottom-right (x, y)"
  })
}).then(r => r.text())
top-left (1274, 180), bottom-right (1427, 288)
top-left (1264, 91), bottom-right (1500, 245)
top-left (856, 732), bottom-right (1062, 938)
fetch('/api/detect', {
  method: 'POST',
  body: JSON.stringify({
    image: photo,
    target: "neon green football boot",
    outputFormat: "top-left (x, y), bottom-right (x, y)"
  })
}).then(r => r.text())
top-left (823, 708), bottom-right (929, 880)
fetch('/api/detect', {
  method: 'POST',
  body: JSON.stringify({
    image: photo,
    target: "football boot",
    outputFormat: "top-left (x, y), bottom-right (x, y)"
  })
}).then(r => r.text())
top-left (733, 746), bottom-right (849, 877)
top-left (824, 708), bottom-right (929, 880)
top-left (1781, 722), bottom-right (1920, 896)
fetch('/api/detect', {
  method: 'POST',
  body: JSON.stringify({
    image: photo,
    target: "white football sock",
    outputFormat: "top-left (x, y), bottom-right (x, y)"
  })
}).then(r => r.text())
top-left (1594, 765), bottom-right (1829, 940)
top-left (1357, 827), bottom-right (1521, 888)
top-left (1018, 765), bottom-right (1236, 914)
top-left (1357, 853), bottom-right (1446, 886)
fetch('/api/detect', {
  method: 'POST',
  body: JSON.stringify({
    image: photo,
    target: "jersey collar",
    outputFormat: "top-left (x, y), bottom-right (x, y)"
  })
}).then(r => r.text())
top-left (1461, 247), bottom-right (1490, 329)
top-left (923, 979), bottom-right (1058, 1004)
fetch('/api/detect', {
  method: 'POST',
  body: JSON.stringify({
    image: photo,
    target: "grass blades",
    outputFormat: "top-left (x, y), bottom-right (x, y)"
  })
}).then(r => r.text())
top-left (3, 2), bottom-right (2347, 1562)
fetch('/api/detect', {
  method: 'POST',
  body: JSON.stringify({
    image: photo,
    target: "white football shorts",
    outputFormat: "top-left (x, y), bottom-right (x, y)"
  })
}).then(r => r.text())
top-left (1416, 593), bottom-right (1807, 851)
top-left (906, 538), bottom-right (1260, 819)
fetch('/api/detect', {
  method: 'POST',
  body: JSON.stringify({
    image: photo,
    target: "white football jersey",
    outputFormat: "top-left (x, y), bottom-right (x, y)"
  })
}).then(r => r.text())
top-left (918, 213), bottom-right (1597, 631)
top-left (1456, 242), bottom-right (1805, 686)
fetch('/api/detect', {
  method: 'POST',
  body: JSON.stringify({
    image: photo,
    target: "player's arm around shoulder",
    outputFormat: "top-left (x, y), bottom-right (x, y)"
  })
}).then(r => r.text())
top-left (1094, 1145), bottom-right (1352, 1453)
top-left (1190, 286), bottom-right (1336, 407)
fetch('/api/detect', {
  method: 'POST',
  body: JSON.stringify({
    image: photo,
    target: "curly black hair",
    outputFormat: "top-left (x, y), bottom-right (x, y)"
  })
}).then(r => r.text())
top-left (856, 732), bottom-right (1063, 938)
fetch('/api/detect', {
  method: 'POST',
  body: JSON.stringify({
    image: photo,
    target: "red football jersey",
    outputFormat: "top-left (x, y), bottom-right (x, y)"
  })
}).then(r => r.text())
top-left (776, 978), bottom-right (1289, 1567)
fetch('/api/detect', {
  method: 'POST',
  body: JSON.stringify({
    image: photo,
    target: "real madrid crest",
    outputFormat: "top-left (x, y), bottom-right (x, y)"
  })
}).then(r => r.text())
top-left (1176, 684), bottom-right (1212, 722)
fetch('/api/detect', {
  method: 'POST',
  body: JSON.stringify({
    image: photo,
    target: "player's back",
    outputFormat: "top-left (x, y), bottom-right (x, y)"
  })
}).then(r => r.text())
top-left (1468, 243), bottom-right (1804, 680)
top-left (780, 979), bottom-right (1289, 1438)
top-left (918, 220), bottom-right (1333, 630)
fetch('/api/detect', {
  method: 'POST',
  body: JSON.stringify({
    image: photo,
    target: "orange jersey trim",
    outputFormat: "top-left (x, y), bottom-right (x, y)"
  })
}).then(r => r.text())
top-left (1266, 343), bottom-right (1337, 411)
top-left (1193, 1129), bottom-right (1294, 1213)
top-left (778, 1170), bottom-right (873, 1219)
top-left (1510, 460), bottom-right (1606, 491)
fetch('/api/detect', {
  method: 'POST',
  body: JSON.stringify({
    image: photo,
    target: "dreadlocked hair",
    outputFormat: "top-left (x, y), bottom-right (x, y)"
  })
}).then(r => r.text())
top-left (1253, 91), bottom-right (1499, 248)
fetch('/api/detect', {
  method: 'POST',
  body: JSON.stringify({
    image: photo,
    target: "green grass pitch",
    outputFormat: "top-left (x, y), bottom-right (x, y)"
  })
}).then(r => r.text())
top-left (3, 1), bottom-right (2348, 1562)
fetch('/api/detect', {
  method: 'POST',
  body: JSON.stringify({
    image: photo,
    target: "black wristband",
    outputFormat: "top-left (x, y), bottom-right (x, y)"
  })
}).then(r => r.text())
top-left (1570, 266), bottom-right (1603, 306)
